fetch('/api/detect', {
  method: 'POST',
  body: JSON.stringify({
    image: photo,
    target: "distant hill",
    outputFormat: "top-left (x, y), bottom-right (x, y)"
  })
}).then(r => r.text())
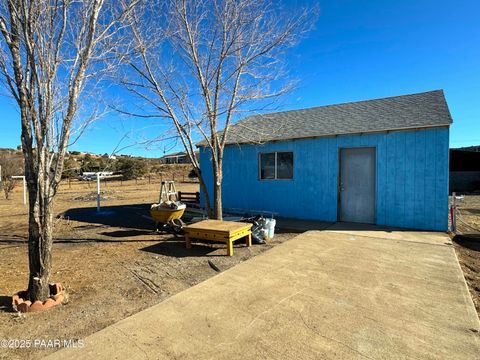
top-left (0, 147), bottom-right (21, 155)
top-left (0, 147), bottom-right (164, 161)
top-left (0, 147), bottom-right (194, 180)
top-left (455, 145), bottom-right (480, 152)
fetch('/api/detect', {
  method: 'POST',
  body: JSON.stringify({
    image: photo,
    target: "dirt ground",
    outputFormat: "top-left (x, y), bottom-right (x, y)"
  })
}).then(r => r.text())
top-left (0, 178), bottom-right (297, 360)
top-left (1, 177), bottom-right (479, 359)
top-left (452, 195), bottom-right (480, 315)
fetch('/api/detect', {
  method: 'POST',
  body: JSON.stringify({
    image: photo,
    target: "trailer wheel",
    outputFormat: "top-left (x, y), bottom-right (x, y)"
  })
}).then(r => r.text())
top-left (171, 218), bottom-right (185, 235)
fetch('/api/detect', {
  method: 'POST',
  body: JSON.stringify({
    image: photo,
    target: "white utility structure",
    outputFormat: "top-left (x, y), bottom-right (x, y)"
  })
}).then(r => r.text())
top-left (11, 175), bottom-right (27, 205)
top-left (97, 173), bottom-right (101, 212)
top-left (95, 172), bottom-right (122, 212)
top-left (450, 192), bottom-right (465, 233)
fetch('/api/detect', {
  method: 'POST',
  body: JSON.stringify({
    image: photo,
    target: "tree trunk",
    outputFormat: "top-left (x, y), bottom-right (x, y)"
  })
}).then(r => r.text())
top-left (27, 202), bottom-right (54, 302)
top-left (25, 157), bottom-right (55, 303)
top-left (213, 162), bottom-right (222, 220)
top-left (197, 172), bottom-right (212, 218)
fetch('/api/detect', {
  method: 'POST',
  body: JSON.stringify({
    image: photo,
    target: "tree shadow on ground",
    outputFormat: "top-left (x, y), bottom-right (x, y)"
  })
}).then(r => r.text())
top-left (462, 208), bottom-right (480, 215)
top-left (100, 229), bottom-right (156, 238)
top-left (453, 234), bottom-right (480, 252)
top-left (55, 238), bottom-right (165, 245)
top-left (0, 237), bottom-right (165, 246)
top-left (0, 239), bottom-right (27, 245)
top-left (61, 204), bottom-right (154, 230)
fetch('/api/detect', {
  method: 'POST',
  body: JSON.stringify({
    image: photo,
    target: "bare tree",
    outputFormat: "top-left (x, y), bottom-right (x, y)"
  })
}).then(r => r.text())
top-left (0, 152), bottom-right (23, 199)
top-left (0, 0), bottom-right (136, 302)
top-left (120, 0), bottom-right (316, 219)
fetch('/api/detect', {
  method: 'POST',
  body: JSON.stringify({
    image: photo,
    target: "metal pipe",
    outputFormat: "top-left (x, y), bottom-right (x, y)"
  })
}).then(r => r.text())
top-left (97, 173), bottom-right (101, 212)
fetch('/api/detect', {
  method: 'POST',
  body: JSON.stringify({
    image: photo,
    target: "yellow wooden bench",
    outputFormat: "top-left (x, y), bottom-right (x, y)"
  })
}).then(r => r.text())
top-left (184, 220), bottom-right (253, 256)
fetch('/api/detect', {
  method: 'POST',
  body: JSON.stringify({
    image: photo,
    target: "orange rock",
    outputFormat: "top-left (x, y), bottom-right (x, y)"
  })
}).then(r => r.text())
top-left (43, 298), bottom-right (56, 309)
top-left (53, 293), bottom-right (64, 304)
top-left (29, 300), bottom-right (45, 312)
top-left (17, 301), bottom-right (31, 313)
top-left (12, 294), bottom-right (20, 306)
top-left (13, 285), bottom-right (64, 313)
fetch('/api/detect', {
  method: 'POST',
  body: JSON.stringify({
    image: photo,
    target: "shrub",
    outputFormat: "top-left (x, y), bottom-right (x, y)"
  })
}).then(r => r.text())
top-left (0, 154), bottom-right (23, 199)
top-left (116, 158), bottom-right (148, 180)
top-left (188, 169), bottom-right (198, 178)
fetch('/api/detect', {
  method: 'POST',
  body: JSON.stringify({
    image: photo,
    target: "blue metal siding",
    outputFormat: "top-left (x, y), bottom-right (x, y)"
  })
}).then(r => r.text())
top-left (199, 127), bottom-right (449, 231)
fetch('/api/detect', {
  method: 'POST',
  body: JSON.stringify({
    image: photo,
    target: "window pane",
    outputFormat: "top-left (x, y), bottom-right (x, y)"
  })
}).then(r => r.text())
top-left (276, 152), bottom-right (293, 179)
top-left (260, 153), bottom-right (275, 179)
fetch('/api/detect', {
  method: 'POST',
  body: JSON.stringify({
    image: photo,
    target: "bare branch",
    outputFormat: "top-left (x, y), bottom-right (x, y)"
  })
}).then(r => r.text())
top-left (118, 0), bottom-right (318, 218)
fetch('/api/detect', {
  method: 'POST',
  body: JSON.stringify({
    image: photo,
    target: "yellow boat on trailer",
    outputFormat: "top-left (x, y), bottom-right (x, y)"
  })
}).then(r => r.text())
top-left (150, 203), bottom-right (186, 223)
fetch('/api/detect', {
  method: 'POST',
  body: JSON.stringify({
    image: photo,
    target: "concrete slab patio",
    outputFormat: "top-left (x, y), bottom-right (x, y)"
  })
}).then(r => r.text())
top-left (46, 229), bottom-right (480, 359)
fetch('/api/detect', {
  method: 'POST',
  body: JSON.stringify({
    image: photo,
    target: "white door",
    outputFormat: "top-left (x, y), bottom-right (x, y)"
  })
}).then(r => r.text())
top-left (339, 147), bottom-right (376, 223)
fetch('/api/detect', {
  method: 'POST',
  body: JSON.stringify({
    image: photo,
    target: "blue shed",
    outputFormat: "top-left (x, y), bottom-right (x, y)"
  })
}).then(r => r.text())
top-left (199, 90), bottom-right (452, 231)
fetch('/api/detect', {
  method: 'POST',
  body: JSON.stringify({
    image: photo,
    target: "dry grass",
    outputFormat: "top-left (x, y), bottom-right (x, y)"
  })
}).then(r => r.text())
top-left (452, 195), bottom-right (480, 316)
top-left (0, 177), bottom-right (297, 360)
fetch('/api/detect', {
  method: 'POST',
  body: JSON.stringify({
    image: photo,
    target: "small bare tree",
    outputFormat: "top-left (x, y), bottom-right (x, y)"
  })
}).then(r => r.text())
top-left (0, 0), bottom-right (136, 302)
top-left (121, 0), bottom-right (316, 219)
top-left (0, 153), bottom-right (23, 199)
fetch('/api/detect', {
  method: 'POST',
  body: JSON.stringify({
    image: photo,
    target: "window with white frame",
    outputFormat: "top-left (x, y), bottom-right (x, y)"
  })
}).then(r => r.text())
top-left (259, 152), bottom-right (293, 180)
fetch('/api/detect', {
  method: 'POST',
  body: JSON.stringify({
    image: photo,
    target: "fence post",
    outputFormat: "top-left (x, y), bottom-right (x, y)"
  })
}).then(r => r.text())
top-left (451, 192), bottom-right (456, 233)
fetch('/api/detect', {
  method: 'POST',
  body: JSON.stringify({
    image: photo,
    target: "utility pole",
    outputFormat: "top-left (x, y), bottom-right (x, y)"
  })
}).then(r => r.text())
top-left (97, 172), bottom-right (101, 212)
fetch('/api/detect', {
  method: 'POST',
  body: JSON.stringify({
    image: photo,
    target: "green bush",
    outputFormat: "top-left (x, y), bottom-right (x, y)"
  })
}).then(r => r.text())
top-left (63, 157), bottom-right (79, 178)
top-left (116, 158), bottom-right (148, 180)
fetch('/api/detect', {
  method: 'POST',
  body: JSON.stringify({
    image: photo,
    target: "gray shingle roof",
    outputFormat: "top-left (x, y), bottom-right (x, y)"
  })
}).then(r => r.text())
top-left (201, 90), bottom-right (452, 146)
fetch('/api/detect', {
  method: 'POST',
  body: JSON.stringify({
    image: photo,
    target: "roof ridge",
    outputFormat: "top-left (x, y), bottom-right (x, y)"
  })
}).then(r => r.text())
top-left (246, 89), bottom-right (445, 120)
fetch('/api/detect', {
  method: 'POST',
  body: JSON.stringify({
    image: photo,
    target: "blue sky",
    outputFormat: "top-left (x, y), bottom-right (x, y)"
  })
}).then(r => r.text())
top-left (0, 0), bottom-right (478, 157)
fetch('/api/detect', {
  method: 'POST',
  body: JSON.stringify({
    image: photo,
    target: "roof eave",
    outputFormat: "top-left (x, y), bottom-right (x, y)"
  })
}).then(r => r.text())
top-left (215, 123), bottom-right (452, 147)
